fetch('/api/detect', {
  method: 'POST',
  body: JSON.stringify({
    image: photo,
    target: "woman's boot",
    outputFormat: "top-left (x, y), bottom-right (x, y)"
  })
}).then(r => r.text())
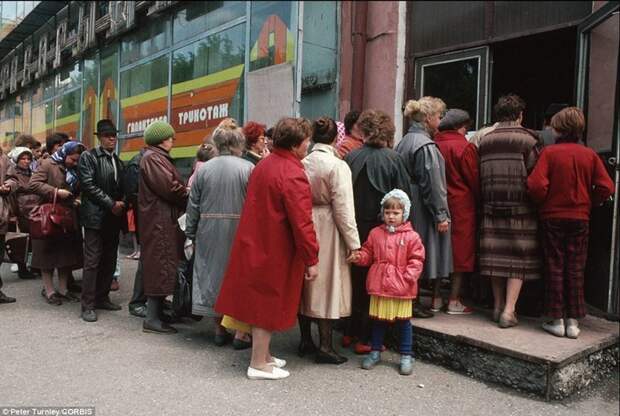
top-left (315, 319), bottom-right (347, 364)
top-left (143, 296), bottom-right (177, 334)
top-left (297, 315), bottom-right (317, 357)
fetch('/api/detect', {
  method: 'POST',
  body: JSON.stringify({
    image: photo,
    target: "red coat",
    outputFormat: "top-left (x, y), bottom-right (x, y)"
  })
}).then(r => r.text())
top-left (215, 148), bottom-right (319, 332)
top-left (527, 143), bottom-right (615, 220)
top-left (356, 222), bottom-right (425, 299)
top-left (435, 131), bottom-right (477, 272)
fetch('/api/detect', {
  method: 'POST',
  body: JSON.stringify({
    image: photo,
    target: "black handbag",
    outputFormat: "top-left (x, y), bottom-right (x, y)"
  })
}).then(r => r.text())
top-left (4, 232), bottom-right (29, 264)
top-left (173, 255), bottom-right (194, 318)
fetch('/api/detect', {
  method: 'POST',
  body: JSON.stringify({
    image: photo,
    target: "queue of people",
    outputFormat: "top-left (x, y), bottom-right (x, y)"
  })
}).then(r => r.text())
top-left (0, 94), bottom-right (615, 382)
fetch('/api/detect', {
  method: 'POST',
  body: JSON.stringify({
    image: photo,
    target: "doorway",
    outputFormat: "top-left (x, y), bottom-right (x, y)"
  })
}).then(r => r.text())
top-left (490, 27), bottom-right (577, 130)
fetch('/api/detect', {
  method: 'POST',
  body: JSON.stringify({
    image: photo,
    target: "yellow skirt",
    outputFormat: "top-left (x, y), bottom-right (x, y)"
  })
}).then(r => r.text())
top-left (369, 296), bottom-right (412, 321)
top-left (221, 315), bottom-right (251, 334)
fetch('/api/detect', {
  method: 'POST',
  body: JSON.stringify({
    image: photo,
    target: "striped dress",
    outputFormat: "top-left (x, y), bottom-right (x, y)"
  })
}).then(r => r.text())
top-left (478, 121), bottom-right (542, 281)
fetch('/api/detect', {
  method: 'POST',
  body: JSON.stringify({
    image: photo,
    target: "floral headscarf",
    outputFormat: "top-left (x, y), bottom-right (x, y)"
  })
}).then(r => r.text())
top-left (51, 141), bottom-right (85, 193)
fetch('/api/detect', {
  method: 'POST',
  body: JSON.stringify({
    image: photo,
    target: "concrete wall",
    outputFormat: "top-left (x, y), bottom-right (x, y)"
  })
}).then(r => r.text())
top-left (339, 1), bottom-right (405, 139)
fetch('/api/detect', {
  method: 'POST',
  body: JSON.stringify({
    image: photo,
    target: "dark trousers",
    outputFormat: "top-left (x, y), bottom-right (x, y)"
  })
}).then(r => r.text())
top-left (0, 234), bottom-right (5, 289)
top-left (81, 221), bottom-right (121, 310)
top-left (129, 258), bottom-right (146, 307)
top-left (371, 319), bottom-right (413, 355)
top-left (347, 265), bottom-right (371, 343)
top-left (542, 219), bottom-right (589, 319)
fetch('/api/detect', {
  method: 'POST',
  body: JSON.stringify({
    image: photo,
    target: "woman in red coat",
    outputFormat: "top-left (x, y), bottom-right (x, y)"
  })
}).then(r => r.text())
top-left (215, 117), bottom-right (319, 380)
top-left (434, 109), bottom-right (476, 314)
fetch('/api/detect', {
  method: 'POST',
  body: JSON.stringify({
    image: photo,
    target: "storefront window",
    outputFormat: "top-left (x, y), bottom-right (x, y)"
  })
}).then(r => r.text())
top-left (121, 18), bottom-right (171, 66)
top-left (120, 55), bottom-right (169, 154)
top-left (170, 23), bottom-right (245, 158)
top-left (82, 55), bottom-right (99, 148)
top-left (54, 89), bottom-right (80, 140)
top-left (173, 1), bottom-right (246, 44)
top-left (57, 62), bottom-right (81, 93)
top-left (249, 1), bottom-right (295, 71)
top-left (100, 46), bottom-right (119, 123)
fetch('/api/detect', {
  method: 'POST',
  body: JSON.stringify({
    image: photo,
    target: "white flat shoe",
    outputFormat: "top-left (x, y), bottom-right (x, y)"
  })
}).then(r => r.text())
top-left (565, 319), bottom-right (580, 339)
top-left (247, 366), bottom-right (290, 380)
top-left (542, 321), bottom-right (565, 337)
top-left (268, 357), bottom-right (287, 368)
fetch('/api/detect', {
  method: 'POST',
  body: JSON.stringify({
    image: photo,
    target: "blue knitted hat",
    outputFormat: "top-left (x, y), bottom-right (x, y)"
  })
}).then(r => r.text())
top-left (380, 189), bottom-right (411, 221)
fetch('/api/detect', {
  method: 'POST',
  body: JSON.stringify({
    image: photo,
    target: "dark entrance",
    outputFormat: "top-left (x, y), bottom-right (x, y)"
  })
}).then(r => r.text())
top-left (490, 27), bottom-right (577, 130)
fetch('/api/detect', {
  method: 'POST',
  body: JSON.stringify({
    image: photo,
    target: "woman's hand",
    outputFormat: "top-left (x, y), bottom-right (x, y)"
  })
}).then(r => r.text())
top-left (57, 189), bottom-right (72, 199)
top-left (436, 220), bottom-right (449, 233)
top-left (304, 264), bottom-right (319, 281)
top-left (0, 184), bottom-right (10, 195)
top-left (72, 198), bottom-right (81, 207)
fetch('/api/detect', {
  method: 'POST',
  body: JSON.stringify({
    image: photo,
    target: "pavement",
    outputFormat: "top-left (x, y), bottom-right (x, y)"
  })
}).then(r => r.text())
top-left (0, 259), bottom-right (618, 416)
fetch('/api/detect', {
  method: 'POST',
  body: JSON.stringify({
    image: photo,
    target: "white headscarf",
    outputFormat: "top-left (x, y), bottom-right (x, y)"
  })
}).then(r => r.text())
top-left (380, 188), bottom-right (411, 221)
top-left (8, 146), bottom-right (32, 164)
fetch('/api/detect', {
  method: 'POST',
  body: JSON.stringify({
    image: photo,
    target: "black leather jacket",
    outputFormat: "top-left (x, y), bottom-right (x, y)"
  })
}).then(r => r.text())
top-left (78, 146), bottom-right (126, 229)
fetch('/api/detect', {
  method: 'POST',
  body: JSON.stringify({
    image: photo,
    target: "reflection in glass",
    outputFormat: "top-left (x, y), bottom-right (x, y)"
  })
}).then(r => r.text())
top-left (121, 18), bottom-right (171, 66)
top-left (422, 58), bottom-right (479, 126)
top-left (586, 16), bottom-right (619, 152)
top-left (173, 1), bottom-right (245, 44)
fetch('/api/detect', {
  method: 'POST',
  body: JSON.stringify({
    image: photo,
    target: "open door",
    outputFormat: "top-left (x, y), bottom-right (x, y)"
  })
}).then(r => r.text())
top-left (414, 47), bottom-right (490, 129)
top-left (575, 1), bottom-right (619, 316)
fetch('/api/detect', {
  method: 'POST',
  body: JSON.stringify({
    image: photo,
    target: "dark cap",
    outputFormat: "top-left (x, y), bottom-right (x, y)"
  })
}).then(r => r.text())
top-left (95, 119), bottom-right (119, 136)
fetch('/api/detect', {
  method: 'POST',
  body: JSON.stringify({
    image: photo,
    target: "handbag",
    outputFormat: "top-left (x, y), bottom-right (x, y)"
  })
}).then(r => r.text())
top-left (29, 188), bottom-right (78, 239)
top-left (3, 232), bottom-right (29, 264)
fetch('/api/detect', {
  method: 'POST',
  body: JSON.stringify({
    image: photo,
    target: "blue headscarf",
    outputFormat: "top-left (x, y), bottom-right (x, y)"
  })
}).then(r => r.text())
top-left (51, 141), bottom-right (84, 193)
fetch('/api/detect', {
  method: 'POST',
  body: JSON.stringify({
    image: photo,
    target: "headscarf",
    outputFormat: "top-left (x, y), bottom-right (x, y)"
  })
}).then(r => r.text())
top-left (8, 146), bottom-right (33, 164)
top-left (335, 121), bottom-right (346, 148)
top-left (51, 141), bottom-right (84, 193)
top-left (380, 189), bottom-right (412, 232)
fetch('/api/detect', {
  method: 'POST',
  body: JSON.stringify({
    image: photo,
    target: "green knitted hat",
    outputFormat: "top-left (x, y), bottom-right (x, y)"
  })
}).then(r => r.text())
top-left (144, 121), bottom-right (175, 145)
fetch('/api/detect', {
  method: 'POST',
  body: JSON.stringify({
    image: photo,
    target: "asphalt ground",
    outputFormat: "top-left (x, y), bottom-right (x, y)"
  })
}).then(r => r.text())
top-left (1, 259), bottom-right (618, 416)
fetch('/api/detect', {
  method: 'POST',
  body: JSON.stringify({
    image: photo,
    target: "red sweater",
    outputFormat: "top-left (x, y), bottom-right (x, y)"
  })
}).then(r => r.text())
top-left (527, 143), bottom-right (615, 220)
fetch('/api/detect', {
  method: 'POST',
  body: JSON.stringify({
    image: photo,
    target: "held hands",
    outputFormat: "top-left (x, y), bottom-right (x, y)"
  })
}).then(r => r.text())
top-left (346, 249), bottom-right (361, 264)
top-left (111, 201), bottom-right (126, 216)
top-left (0, 184), bottom-right (10, 195)
top-left (436, 220), bottom-right (449, 234)
top-left (304, 264), bottom-right (319, 281)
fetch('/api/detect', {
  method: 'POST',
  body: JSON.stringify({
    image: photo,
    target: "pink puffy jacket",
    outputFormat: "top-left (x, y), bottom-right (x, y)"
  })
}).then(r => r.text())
top-left (356, 222), bottom-right (425, 299)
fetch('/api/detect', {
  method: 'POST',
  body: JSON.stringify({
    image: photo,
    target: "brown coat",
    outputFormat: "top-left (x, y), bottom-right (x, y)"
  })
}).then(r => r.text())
top-left (138, 146), bottom-right (188, 296)
top-left (27, 158), bottom-right (83, 271)
top-left (0, 154), bottom-right (10, 234)
top-left (5, 165), bottom-right (38, 231)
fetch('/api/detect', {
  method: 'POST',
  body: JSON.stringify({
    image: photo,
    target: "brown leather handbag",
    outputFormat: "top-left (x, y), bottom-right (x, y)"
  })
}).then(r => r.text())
top-left (29, 189), bottom-right (78, 239)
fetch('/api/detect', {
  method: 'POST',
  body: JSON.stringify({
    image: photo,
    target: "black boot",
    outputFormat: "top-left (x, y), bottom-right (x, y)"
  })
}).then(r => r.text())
top-left (143, 296), bottom-right (177, 334)
top-left (297, 315), bottom-right (317, 357)
top-left (315, 319), bottom-right (347, 364)
top-left (0, 290), bottom-right (16, 304)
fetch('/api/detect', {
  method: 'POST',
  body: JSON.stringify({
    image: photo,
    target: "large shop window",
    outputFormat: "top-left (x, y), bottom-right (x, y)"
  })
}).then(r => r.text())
top-left (414, 47), bottom-right (489, 130)
top-left (119, 55), bottom-right (170, 154)
top-left (82, 55), bottom-right (99, 149)
top-left (173, 1), bottom-right (245, 44)
top-left (121, 18), bottom-right (171, 66)
top-left (100, 46), bottom-right (119, 123)
top-left (249, 1), bottom-right (295, 71)
top-left (170, 23), bottom-right (245, 157)
top-left (54, 62), bottom-right (82, 140)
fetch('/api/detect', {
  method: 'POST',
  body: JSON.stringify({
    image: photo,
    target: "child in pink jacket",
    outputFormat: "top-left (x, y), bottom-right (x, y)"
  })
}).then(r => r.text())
top-left (352, 189), bottom-right (425, 375)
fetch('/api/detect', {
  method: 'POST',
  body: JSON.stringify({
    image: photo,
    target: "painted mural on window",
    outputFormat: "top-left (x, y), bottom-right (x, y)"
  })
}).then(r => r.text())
top-left (249, 1), bottom-right (295, 71)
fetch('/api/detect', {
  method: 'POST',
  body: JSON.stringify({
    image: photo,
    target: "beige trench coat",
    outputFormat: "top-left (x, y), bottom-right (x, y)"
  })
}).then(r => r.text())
top-left (300, 143), bottom-right (361, 319)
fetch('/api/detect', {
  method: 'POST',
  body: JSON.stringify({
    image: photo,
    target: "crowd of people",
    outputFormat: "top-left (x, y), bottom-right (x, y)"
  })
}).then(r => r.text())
top-left (0, 93), bottom-right (615, 381)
